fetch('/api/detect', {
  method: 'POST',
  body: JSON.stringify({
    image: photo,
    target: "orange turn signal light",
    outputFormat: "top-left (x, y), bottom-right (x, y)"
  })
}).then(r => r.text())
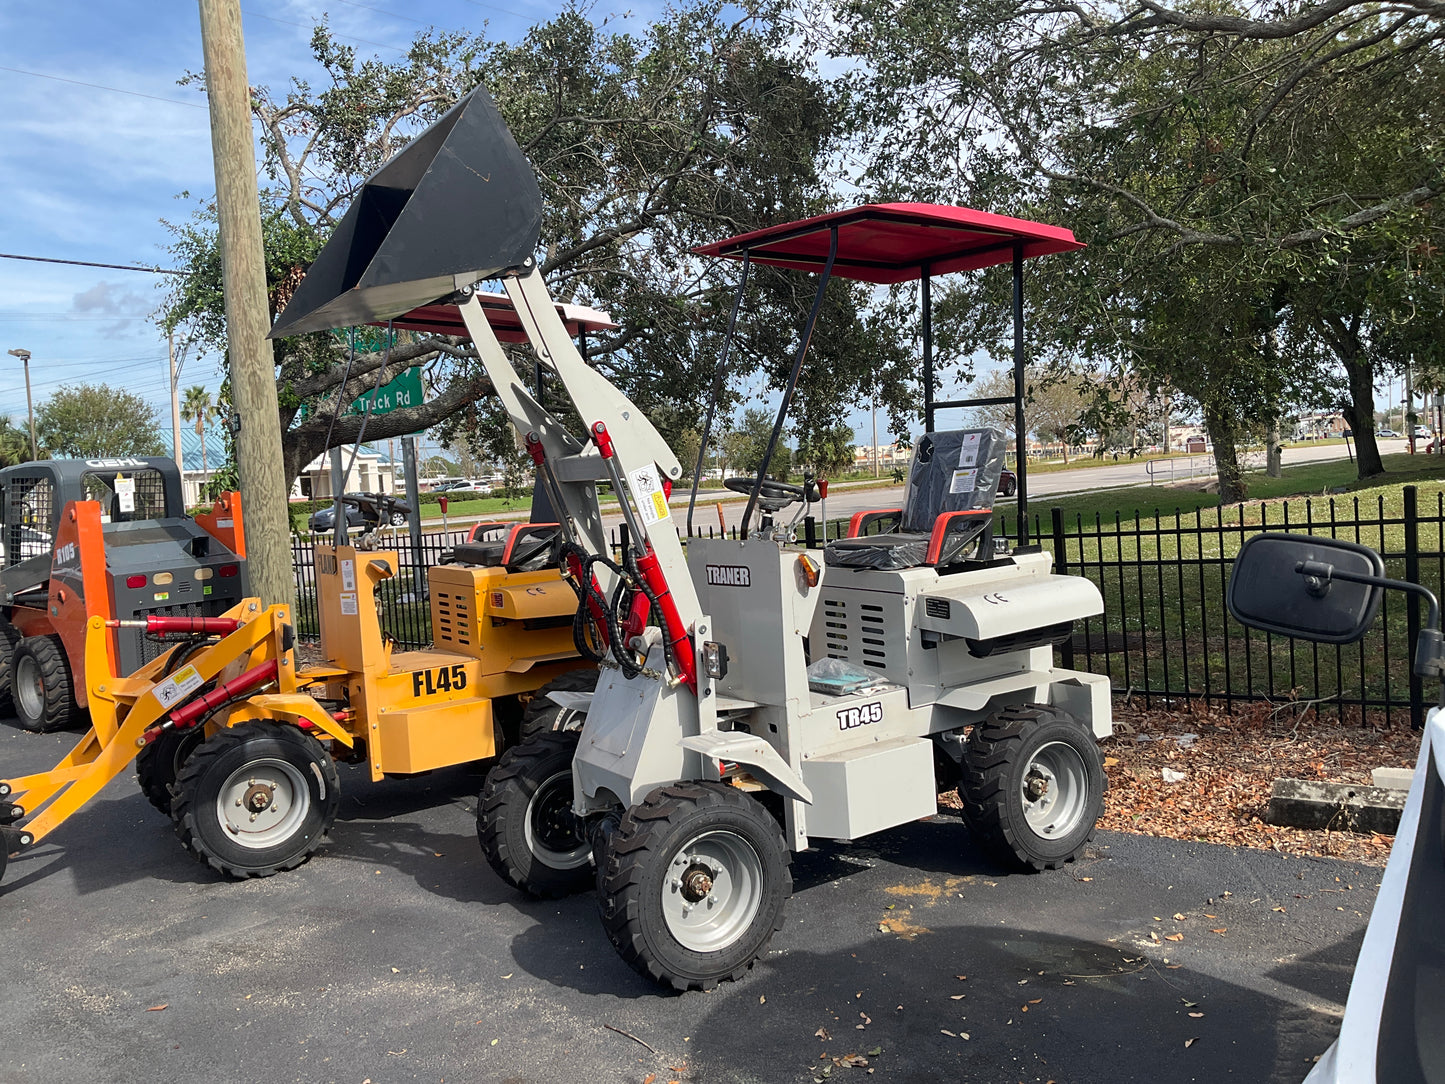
top-left (797, 554), bottom-right (820, 587)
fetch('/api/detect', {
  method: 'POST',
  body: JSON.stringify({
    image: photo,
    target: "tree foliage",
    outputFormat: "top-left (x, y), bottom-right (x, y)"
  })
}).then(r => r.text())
top-left (36, 385), bottom-right (166, 459)
top-left (823, 0), bottom-right (1445, 500)
top-left (164, 2), bottom-right (910, 486)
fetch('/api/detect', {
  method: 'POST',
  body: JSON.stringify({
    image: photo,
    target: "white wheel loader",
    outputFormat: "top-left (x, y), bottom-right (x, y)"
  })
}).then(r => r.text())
top-left (266, 87), bottom-right (1114, 992)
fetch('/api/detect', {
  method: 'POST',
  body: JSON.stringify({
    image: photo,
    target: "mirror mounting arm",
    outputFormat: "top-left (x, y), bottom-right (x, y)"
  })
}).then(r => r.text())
top-left (1295, 560), bottom-right (1445, 685)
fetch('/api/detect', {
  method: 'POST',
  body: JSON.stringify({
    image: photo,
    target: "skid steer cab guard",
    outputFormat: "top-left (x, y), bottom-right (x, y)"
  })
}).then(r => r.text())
top-left (263, 85), bottom-right (1112, 993)
top-left (1227, 533), bottom-right (1445, 1084)
top-left (0, 456), bottom-right (248, 732)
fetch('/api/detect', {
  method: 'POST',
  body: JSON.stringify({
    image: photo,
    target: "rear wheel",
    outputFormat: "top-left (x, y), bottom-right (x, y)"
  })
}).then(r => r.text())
top-left (518, 669), bottom-right (597, 744)
top-left (599, 782), bottom-right (791, 992)
top-left (13, 634), bottom-right (81, 733)
top-left (959, 703), bottom-right (1105, 871)
top-left (135, 727), bottom-right (206, 815)
top-left (0, 619), bottom-right (21, 718)
top-left (478, 731), bottom-right (592, 898)
top-left (172, 722), bottom-right (339, 879)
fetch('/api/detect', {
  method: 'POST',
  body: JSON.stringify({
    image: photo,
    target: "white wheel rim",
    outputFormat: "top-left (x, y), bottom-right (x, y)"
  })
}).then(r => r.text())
top-left (214, 756), bottom-right (310, 849)
top-left (1020, 740), bottom-right (1089, 838)
top-left (523, 769), bottom-right (589, 870)
top-left (661, 829), bottom-right (764, 953)
top-left (15, 654), bottom-right (44, 720)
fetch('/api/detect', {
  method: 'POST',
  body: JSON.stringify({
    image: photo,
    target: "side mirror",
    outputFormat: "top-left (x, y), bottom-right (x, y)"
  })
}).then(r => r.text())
top-left (1227, 533), bottom-right (1385, 644)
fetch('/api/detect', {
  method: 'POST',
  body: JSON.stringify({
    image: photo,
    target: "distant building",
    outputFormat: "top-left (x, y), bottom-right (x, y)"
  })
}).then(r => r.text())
top-left (174, 423), bottom-right (399, 506)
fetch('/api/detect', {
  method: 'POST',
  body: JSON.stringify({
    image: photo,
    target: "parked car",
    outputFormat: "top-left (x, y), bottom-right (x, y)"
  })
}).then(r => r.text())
top-left (1377, 428), bottom-right (1398, 438)
top-left (307, 492), bottom-right (412, 533)
top-left (997, 467), bottom-right (1018, 497)
top-left (1414, 424), bottom-right (1433, 439)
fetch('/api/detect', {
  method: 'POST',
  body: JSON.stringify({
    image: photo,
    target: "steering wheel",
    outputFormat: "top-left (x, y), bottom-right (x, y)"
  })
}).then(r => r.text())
top-left (724, 476), bottom-right (805, 501)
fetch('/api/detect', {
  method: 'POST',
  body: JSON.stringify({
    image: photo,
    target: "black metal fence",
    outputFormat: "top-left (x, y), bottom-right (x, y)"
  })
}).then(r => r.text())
top-left (291, 486), bottom-right (1443, 725)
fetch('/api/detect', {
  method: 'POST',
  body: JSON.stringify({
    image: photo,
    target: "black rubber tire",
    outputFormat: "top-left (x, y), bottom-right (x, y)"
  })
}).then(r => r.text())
top-left (518, 669), bottom-right (598, 745)
top-left (478, 731), bottom-right (592, 898)
top-left (12, 634), bottom-right (81, 733)
top-left (0, 619), bottom-right (21, 718)
top-left (959, 703), bottom-right (1106, 872)
top-left (135, 727), bottom-right (206, 816)
top-left (172, 722), bottom-right (340, 879)
top-left (1003, 479), bottom-right (1017, 497)
top-left (599, 782), bottom-right (791, 992)
top-left (389, 512), bottom-right (407, 526)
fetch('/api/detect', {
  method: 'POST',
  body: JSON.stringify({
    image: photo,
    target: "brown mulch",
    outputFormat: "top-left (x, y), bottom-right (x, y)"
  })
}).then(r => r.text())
top-left (1094, 702), bottom-right (1422, 866)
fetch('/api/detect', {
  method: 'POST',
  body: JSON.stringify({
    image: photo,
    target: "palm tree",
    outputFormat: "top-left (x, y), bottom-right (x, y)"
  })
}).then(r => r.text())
top-left (0, 418), bottom-right (34, 467)
top-left (181, 387), bottom-right (216, 496)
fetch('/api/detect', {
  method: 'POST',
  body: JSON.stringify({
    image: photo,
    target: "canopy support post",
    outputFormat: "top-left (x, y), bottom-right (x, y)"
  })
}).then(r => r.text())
top-left (922, 265), bottom-right (934, 433)
top-left (742, 227), bottom-right (837, 538)
top-left (688, 251), bottom-right (751, 536)
top-left (1012, 241), bottom-right (1029, 545)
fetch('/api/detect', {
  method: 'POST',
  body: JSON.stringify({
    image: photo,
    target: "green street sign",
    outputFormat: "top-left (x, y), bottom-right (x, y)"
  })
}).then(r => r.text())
top-left (352, 367), bottom-right (423, 416)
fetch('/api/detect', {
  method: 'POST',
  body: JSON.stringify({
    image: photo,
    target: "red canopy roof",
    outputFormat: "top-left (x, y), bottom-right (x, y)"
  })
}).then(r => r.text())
top-left (692, 203), bottom-right (1083, 283)
top-left (372, 293), bottom-right (617, 342)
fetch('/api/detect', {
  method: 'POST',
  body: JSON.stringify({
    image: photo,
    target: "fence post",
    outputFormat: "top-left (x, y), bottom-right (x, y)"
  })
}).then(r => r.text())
top-left (1051, 506), bottom-right (1075, 669)
top-left (1406, 485), bottom-right (1424, 729)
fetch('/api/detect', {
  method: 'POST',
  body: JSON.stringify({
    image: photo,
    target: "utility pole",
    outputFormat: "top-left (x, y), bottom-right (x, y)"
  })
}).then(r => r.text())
top-left (168, 332), bottom-right (185, 482)
top-left (197, 0), bottom-right (293, 607)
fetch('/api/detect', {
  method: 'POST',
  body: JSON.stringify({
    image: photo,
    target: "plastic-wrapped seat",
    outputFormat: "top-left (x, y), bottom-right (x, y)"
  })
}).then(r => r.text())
top-left (446, 522), bottom-right (560, 572)
top-left (824, 429), bottom-right (1004, 570)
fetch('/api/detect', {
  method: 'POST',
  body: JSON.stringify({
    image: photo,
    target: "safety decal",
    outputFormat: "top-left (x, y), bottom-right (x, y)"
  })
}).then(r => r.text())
top-left (628, 464), bottom-right (670, 525)
top-left (837, 700), bottom-right (883, 730)
top-left (705, 564), bottom-right (751, 588)
top-left (154, 664), bottom-right (205, 709)
top-left (949, 468), bottom-right (978, 494)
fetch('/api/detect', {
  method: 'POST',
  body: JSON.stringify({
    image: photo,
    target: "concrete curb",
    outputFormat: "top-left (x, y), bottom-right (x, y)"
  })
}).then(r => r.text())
top-left (1265, 778), bottom-right (1405, 834)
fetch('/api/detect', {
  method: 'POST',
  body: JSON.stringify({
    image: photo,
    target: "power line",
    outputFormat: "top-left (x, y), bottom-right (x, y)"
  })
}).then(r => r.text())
top-left (0, 253), bottom-right (191, 276)
top-left (0, 65), bottom-right (207, 109)
top-left (240, 6), bottom-right (409, 53)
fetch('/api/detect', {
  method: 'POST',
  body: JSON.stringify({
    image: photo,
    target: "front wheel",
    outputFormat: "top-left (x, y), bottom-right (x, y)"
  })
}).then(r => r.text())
top-left (172, 722), bottom-right (340, 879)
top-left (13, 634), bottom-right (81, 733)
top-left (135, 727), bottom-right (206, 815)
top-left (389, 512), bottom-right (407, 526)
top-left (518, 669), bottom-right (597, 744)
top-left (599, 782), bottom-right (791, 992)
top-left (477, 731), bottom-right (592, 898)
top-left (959, 703), bottom-right (1105, 871)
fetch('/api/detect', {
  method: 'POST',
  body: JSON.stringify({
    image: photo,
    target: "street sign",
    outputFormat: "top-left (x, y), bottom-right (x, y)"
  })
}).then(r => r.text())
top-left (353, 367), bottom-right (423, 416)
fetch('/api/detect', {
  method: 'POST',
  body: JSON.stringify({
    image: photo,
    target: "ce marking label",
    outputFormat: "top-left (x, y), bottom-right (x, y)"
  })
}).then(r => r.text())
top-left (982, 593), bottom-right (1010, 605)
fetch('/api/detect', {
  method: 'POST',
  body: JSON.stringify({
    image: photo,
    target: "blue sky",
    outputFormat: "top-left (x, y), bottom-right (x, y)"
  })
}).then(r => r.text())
top-left (0, 0), bottom-right (963, 462)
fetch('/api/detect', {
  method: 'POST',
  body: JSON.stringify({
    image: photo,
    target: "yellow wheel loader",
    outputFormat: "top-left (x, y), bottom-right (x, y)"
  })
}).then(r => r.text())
top-left (1, 522), bottom-right (595, 886)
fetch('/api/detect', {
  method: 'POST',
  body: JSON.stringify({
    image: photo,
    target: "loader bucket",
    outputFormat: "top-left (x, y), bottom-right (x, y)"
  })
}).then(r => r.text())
top-left (269, 85), bottom-right (542, 338)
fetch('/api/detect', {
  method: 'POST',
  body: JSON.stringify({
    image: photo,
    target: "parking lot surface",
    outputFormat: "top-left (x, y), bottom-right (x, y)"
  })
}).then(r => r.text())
top-left (0, 722), bottom-right (1377, 1083)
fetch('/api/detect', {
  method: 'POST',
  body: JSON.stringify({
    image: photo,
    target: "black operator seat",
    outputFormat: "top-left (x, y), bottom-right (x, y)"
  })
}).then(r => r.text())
top-left (824, 429), bottom-right (1005, 570)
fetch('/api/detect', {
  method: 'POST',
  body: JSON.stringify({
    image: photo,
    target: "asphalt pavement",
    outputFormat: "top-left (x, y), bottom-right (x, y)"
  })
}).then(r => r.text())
top-left (0, 718), bottom-right (1379, 1084)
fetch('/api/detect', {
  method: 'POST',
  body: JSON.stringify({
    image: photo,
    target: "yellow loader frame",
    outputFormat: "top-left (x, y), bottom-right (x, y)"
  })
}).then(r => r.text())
top-left (1, 543), bottom-right (590, 883)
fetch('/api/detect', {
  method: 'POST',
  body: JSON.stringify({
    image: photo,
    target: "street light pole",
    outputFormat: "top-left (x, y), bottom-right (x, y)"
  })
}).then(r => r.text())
top-left (7, 348), bottom-right (36, 460)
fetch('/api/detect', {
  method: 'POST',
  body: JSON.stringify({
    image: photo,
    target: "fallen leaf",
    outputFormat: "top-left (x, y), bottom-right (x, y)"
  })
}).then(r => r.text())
top-left (867, 1046), bottom-right (882, 1056)
top-left (1016, 979), bottom-right (1029, 985)
top-left (386, 1049), bottom-right (406, 1056)
top-left (1104, 756), bottom-right (1120, 766)
top-left (1185, 1038), bottom-right (1198, 1048)
top-left (955, 975), bottom-right (967, 981)
top-left (1172, 913), bottom-right (1186, 921)
top-left (949, 995), bottom-right (965, 1001)
top-left (816, 1027), bottom-right (832, 1040)
top-left (1164, 933), bottom-right (1184, 942)
top-left (859, 1013), bottom-right (871, 1024)
top-left (1020, 1005), bottom-right (1029, 1012)
top-left (391, 967), bottom-right (400, 974)
top-left (1211, 928), bottom-right (1228, 935)
top-left (940, 1029), bottom-right (957, 1037)
top-left (1182, 1000), bottom-right (1198, 1007)
top-left (1189, 1012), bottom-right (1205, 1019)
top-left (644, 1075), bottom-right (656, 1084)
top-left (759, 995), bottom-right (766, 1004)
top-left (501, 973), bottom-right (513, 979)
top-left (146, 1004), bottom-right (168, 1012)
top-left (838, 1054), bottom-right (868, 1068)
top-left (1028, 998), bottom-right (1042, 1005)
top-left (1149, 931), bottom-right (1162, 943)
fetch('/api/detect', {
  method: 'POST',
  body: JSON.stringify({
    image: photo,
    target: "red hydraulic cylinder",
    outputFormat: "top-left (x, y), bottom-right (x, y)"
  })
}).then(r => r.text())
top-left (142, 658), bottom-right (280, 742)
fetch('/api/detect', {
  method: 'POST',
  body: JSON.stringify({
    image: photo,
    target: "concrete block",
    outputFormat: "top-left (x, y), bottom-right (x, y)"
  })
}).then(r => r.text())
top-left (1371, 767), bottom-right (1415, 791)
top-left (1265, 778), bottom-right (1406, 835)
